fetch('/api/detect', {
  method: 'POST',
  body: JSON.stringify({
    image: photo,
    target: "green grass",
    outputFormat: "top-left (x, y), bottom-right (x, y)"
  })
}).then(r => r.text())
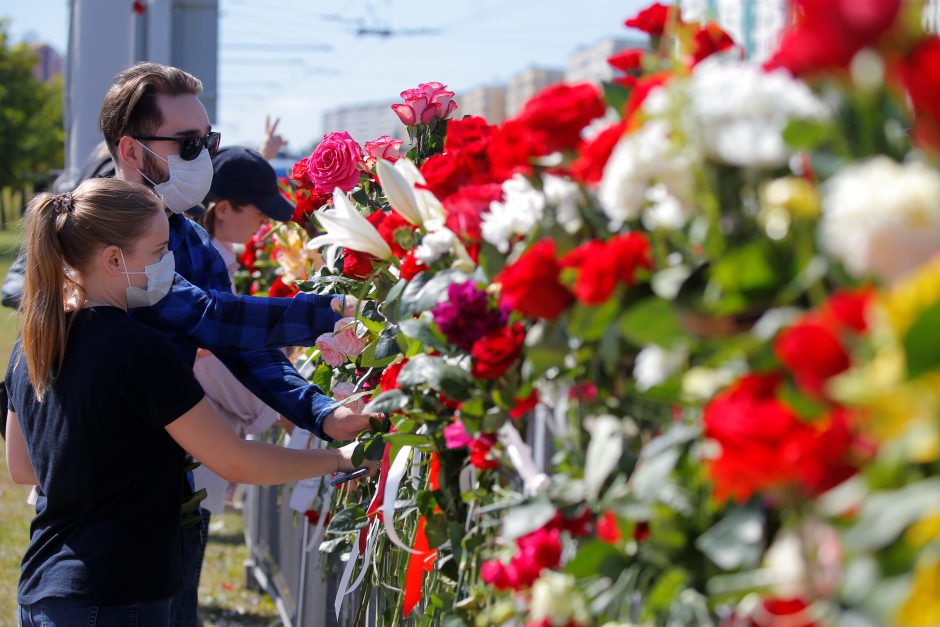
top-left (0, 226), bottom-right (278, 625)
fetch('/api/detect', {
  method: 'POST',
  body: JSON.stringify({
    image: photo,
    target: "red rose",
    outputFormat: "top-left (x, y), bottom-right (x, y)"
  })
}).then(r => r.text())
top-left (704, 374), bottom-right (857, 503)
top-left (691, 22), bottom-right (736, 65)
top-left (899, 36), bottom-right (940, 149)
top-left (516, 527), bottom-right (562, 570)
top-left (306, 131), bottom-right (365, 195)
top-left (442, 183), bottom-right (504, 242)
top-left (765, 0), bottom-right (902, 76)
top-left (399, 249), bottom-right (427, 281)
top-left (289, 155), bottom-right (314, 189)
top-left (560, 233), bottom-right (653, 305)
top-left (379, 359), bottom-right (408, 391)
top-left (633, 521), bottom-right (651, 542)
top-left (774, 318), bottom-right (850, 396)
top-left (445, 116), bottom-right (494, 157)
top-left (480, 559), bottom-right (515, 591)
top-left (608, 49), bottom-right (645, 72)
top-left (516, 83), bottom-right (606, 154)
top-left (571, 120), bottom-right (627, 186)
top-left (597, 511), bottom-right (621, 544)
top-left (269, 276), bottom-right (299, 297)
top-left (291, 189), bottom-right (330, 227)
top-left (342, 249), bottom-right (376, 279)
top-left (624, 2), bottom-right (677, 37)
top-left (471, 323), bottom-right (525, 380)
top-left (497, 239), bottom-right (574, 320)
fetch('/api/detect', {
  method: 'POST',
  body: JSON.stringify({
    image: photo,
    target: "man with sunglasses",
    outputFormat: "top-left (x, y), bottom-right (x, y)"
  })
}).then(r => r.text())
top-left (96, 62), bottom-right (375, 626)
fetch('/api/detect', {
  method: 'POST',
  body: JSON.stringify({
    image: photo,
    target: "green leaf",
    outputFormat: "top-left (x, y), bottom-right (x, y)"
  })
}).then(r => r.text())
top-left (904, 298), bottom-right (940, 379)
top-left (359, 338), bottom-right (399, 368)
top-left (844, 478), bottom-right (940, 551)
top-left (414, 270), bottom-right (466, 312)
top-left (397, 272), bottom-right (432, 318)
top-left (363, 389), bottom-right (409, 414)
top-left (358, 316), bottom-right (386, 335)
top-left (783, 118), bottom-right (832, 150)
top-left (385, 278), bottom-right (408, 305)
top-left (312, 363), bottom-right (332, 391)
top-left (619, 297), bottom-right (683, 348)
top-left (569, 296), bottom-right (622, 342)
top-left (397, 354), bottom-right (472, 399)
top-left (779, 383), bottom-right (828, 420)
top-left (327, 505), bottom-right (369, 534)
top-left (383, 432), bottom-right (432, 448)
top-left (564, 540), bottom-right (626, 578)
top-left (644, 568), bottom-right (688, 619)
top-left (502, 499), bottom-right (557, 540)
top-left (424, 514), bottom-right (449, 549)
top-left (374, 328), bottom-right (402, 360)
top-left (695, 505), bottom-right (765, 570)
top-left (399, 318), bottom-right (451, 352)
top-left (601, 80), bottom-right (630, 115)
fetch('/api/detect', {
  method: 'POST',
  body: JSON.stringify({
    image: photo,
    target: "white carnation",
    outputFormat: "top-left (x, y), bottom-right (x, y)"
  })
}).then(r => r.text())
top-left (481, 175), bottom-right (546, 252)
top-left (634, 345), bottom-right (688, 392)
top-left (821, 156), bottom-right (940, 284)
top-left (689, 58), bottom-right (829, 168)
top-left (528, 571), bottom-right (590, 626)
top-left (598, 121), bottom-right (699, 230)
top-left (415, 219), bottom-right (457, 265)
top-left (542, 173), bottom-right (583, 233)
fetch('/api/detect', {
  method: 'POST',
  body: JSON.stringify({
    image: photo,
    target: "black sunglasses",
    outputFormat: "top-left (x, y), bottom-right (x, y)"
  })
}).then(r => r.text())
top-left (134, 131), bottom-right (221, 161)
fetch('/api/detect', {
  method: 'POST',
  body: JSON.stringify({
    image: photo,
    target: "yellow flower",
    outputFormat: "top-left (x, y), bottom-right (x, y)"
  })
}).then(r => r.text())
top-left (897, 557), bottom-right (940, 627)
top-left (881, 254), bottom-right (940, 337)
top-left (760, 176), bottom-right (821, 220)
top-left (906, 513), bottom-right (940, 548)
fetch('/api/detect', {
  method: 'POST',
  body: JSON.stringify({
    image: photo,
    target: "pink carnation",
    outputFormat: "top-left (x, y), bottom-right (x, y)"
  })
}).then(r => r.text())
top-left (443, 419), bottom-right (473, 449)
top-left (392, 82), bottom-right (458, 127)
top-left (306, 131), bottom-right (365, 194)
top-left (365, 136), bottom-right (405, 164)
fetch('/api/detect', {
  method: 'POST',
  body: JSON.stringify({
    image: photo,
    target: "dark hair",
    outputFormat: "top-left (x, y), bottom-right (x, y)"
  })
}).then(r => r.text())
top-left (199, 193), bottom-right (250, 238)
top-left (98, 62), bottom-right (203, 161)
top-left (21, 178), bottom-right (163, 399)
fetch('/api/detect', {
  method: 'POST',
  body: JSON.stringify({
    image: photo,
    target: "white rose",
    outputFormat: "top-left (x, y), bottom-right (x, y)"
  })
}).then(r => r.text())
top-left (633, 345), bottom-right (687, 392)
top-left (528, 571), bottom-right (590, 626)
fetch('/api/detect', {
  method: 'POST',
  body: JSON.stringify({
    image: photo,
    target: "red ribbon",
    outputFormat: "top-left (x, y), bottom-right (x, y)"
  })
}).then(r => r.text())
top-left (403, 515), bottom-right (437, 617)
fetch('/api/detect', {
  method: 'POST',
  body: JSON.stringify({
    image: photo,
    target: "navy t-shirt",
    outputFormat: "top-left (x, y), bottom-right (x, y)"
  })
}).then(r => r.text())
top-left (5, 306), bottom-right (205, 605)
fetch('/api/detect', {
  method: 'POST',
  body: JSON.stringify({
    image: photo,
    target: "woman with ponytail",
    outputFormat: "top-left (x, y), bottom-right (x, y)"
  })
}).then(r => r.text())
top-left (4, 178), bottom-right (372, 626)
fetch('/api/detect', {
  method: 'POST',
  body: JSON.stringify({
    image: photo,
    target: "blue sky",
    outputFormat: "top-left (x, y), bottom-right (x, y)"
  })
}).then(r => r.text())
top-left (4, 0), bottom-right (647, 149)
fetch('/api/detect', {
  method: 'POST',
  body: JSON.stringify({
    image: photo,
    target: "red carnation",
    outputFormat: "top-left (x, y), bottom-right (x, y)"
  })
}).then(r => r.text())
top-left (597, 511), bottom-right (621, 544)
top-left (624, 2), bottom-right (677, 37)
top-left (608, 49), bottom-right (645, 72)
top-left (509, 389), bottom-right (539, 419)
top-left (691, 22), bottom-right (736, 65)
top-left (571, 120), bottom-right (627, 186)
top-left (481, 559), bottom-right (516, 591)
top-left (560, 233), bottom-right (653, 305)
top-left (516, 83), bottom-right (606, 154)
top-left (899, 35), bottom-right (940, 150)
top-left (471, 323), bottom-right (525, 380)
top-left (487, 119), bottom-right (548, 181)
top-left (289, 156), bottom-right (314, 189)
top-left (419, 152), bottom-right (471, 200)
top-left (445, 115), bottom-right (495, 157)
top-left (497, 239), bottom-right (574, 320)
top-left (342, 249), bottom-right (376, 279)
top-left (820, 287), bottom-right (874, 334)
top-left (469, 433), bottom-right (500, 470)
top-left (379, 358), bottom-right (408, 392)
top-left (442, 183), bottom-right (504, 242)
top-left (399, 249), bottom-right (427, 281)
top-left (516, 526), bottom-right (562, 571)
top-left (747, 598), bottom-right (819, 627)
top-left (774, 319), bottom-right (850, 396)
top-left (765, 0), bottom-right (902, 77)
top-left (704, 373), bottom-right (857, 503)
top-left (374, 210), bottom-right (414, 258)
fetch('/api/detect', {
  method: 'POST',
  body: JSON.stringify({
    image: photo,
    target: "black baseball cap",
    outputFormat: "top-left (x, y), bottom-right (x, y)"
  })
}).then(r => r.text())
top-left (209, 146), bottom-right (293, 221)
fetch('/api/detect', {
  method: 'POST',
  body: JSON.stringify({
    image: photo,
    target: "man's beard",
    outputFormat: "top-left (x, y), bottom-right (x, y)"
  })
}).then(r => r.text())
top-left (140, 150), bottom-right (169, 188)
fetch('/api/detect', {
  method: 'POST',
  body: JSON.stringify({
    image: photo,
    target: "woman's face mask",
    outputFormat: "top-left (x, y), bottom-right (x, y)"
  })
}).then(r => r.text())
top-left (137, 140), bottom-right (213, 214)
top-left (120, 249), bottom-right (175, 308)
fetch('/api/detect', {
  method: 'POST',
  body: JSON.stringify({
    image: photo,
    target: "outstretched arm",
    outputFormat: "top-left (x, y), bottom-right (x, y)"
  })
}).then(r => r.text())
top-left (130, 274), bottom-right (344, 353)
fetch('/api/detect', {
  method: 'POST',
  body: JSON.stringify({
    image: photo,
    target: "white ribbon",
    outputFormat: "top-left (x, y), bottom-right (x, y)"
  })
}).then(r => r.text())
top-left (381, 443), bottom-right (422, 554)
top-left (345, 519), bottom-right (380, 596)
top-left (333, 529), bottom-right (361, 620)
top-left (498, 422), bottom-right (550, 496)
top-left (304, 485), bottom-right (333, 553)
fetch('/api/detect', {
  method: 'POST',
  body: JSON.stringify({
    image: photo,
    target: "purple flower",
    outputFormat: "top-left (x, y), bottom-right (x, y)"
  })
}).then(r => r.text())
top-left (432, 281), bottom-right (507, 351)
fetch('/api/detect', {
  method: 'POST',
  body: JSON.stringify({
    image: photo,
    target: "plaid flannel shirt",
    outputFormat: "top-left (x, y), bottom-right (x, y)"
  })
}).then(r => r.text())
top-left (130, 213), bottom-right (341, 440)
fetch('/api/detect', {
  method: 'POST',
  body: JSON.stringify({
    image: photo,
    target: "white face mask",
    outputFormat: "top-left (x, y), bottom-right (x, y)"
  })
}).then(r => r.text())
top-left (120, 249), bottom-right (175, 308)
top-left (137, 141), bottom-right (213, 214)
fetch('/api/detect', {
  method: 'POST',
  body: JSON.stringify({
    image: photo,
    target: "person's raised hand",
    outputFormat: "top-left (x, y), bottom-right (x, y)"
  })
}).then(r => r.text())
top-left (335, 441), bottom-right (379, 475)
top-left (259, 115), bottom-right (288, 160)
top-left (331, 295), bottom-right (364, 318)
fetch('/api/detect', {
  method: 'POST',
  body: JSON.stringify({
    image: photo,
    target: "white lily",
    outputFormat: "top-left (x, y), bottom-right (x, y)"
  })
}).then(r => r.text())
top-left (306, 188), bottom-right (393, 260)
top-left (376, 159), bottom-right (422, 225)
top-left (378, 158), bottom-right (447, 226)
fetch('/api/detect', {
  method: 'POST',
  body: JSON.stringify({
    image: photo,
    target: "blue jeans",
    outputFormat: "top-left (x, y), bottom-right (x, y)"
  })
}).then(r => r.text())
top-left (18, 597), bottom-right (171, 626)
top-left (169, 508), bottom-right (210, 627)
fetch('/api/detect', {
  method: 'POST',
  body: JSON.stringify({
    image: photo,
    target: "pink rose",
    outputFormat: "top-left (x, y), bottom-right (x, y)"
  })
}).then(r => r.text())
top-left (365, 136), bottom-right (405, 164)
top-left (443, 419), bottom-right (473, 449)
top-left (391, 82), bottom-right (459, 127)
top-left (306, 131), bottom-right (365, 194)
top-left (315, 317), bottom-right (370, 367)
top-left (331, 381), bottom-right (365, 413)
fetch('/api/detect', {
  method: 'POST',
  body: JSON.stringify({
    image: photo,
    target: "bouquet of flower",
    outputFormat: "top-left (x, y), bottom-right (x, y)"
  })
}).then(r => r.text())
top-left (282, 1), bottom-right (940, 625)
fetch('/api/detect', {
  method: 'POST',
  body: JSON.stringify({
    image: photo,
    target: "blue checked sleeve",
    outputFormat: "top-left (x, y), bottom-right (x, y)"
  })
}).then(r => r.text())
top-left (130, 274), bottom-right (342, 352)
top-left (212, 348), bottom-right (337, 441)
